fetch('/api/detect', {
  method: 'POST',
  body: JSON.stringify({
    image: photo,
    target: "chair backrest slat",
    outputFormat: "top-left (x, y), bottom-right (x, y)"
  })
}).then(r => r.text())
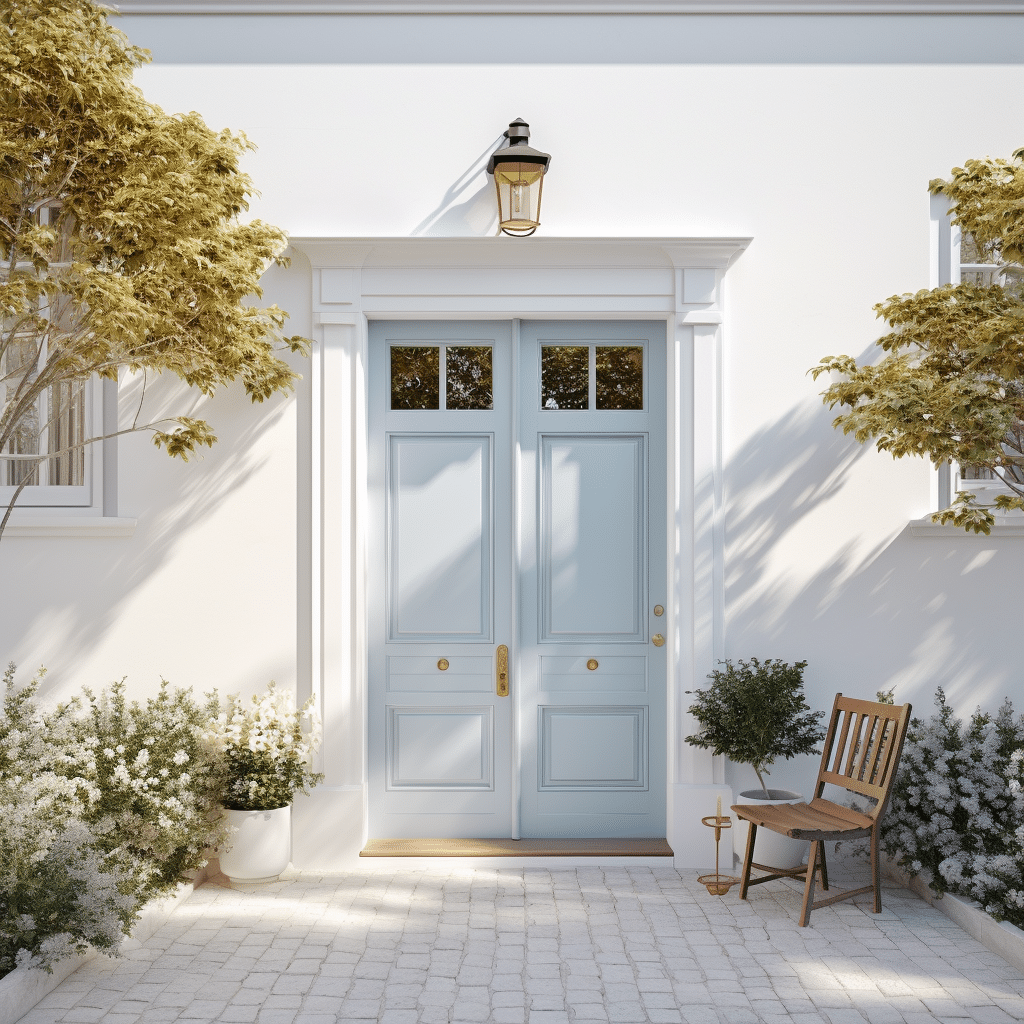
top-left (842, 712), bottom-right (866, 778)
top-left (816, 694), bottom-right (912, 821)
top-left (830, 705), bottom-right (855, 777)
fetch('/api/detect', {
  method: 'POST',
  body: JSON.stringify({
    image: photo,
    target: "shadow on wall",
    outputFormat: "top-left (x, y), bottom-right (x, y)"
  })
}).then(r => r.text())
top-left (722, 389), bottom-right (1024, 794)
top-left (411, 136), bottom-right (502, 237)
top-left (2, 364), bottom-right (301, 702)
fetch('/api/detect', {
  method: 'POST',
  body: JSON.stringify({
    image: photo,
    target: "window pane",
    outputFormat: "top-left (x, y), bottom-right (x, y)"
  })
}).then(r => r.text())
top-left (47, 380), bottom-right (85, 485)
top-left (391, 346), bottom-right (440, 410)
top-left (960, 231), bottom-right (999, 265)
top-left (446, 346), bottom-right (492, 410)
top-left (596, 346), bottom-right (644, 410)
top-left (2, 336), bottom-right (40, 486)
top-left (541, 346), bottom-right (588, 410)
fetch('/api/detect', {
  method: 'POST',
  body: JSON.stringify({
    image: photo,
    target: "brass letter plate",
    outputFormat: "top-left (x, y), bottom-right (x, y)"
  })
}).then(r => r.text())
top-left (496, 644), bottom-right (509, 696)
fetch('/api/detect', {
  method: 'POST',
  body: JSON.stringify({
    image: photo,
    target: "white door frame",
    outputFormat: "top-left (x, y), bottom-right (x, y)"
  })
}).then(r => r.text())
top-left (289, 236), bottom-right (750, 870)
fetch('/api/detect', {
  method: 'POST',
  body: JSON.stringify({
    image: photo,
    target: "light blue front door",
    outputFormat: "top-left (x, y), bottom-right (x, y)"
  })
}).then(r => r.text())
top-left (368, 321), bottom-right (666, 839)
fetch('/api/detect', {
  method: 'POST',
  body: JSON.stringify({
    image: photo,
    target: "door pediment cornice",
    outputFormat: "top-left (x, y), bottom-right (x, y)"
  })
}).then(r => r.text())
top-left (289, 236), bottom-right (751, 271)
top-left (290, 237), bottom-right (751, 317)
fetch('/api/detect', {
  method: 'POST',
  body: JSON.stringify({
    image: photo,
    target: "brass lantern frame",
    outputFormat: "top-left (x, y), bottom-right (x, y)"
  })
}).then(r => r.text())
top-left (486, 118), bottom-right (551, 237)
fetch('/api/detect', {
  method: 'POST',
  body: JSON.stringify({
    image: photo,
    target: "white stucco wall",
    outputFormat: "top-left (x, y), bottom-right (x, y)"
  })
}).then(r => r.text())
top-left (3, 7), bottom-right (1023, 849)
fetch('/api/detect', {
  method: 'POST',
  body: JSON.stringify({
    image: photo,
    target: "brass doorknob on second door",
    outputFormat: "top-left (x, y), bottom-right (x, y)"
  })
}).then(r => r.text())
top-left (651, 634), bottom-right (665, 647)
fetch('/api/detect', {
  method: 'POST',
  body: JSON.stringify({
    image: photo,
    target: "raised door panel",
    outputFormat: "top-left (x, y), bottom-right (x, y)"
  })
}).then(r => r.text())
top-left (539, 706), bottom-right (648, 789)
top-left (540, 434), bottom-right (645, 642)
top-left (388, 433), bottom-right (492, 641)
top-left (387, 707), bottom-right (494, 789)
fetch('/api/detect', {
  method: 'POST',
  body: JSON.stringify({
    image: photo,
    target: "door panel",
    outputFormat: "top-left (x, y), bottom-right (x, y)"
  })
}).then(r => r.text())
top-left (539, 706), bottom-right (647, 787)
top-left (368, 319), bottom-right (665, 840)
top-left (387, 707), bottom-right (494, 788)
top-left (388, 433), bottom-right (493, 640)
top-left (540, 434), bottom-right (646, 641)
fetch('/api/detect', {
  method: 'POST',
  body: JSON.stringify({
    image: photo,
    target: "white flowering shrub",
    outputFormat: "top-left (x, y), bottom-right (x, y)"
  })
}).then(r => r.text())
top-left (881, 688), bottom-right (1024, 928)
top-left (67, 680), bottom-right (230, 904)
top-left (202, 683), bottom-right (323, 810)
top-left (0, 666), bottom-right (134, 977)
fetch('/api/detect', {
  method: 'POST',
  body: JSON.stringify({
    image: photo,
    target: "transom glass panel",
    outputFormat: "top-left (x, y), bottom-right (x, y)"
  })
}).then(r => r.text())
top-left (390, 344), bottom-right (493, 411)
top-left (541, 344), bottom-right (644, 410)
top-left (541, 346), bottom-right (588, 410)
top-left (446, 346), bottom-right (493, 410)
top-left (391, 346), bottom-right (441, 410)
top-left (596, 346), bottom-right (644, 410)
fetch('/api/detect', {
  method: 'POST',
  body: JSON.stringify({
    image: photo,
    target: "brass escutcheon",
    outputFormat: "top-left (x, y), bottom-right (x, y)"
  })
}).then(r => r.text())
top-left (437, 658), bottom-right (449, 671)
top-left (587, 659), bottom-right (599, 671)
top-left (651, 634), bottom-right (665, 647)
top-left (496, 645), bottom-right (509, 696)
top-left (653, 604), bottom-right (664, 617)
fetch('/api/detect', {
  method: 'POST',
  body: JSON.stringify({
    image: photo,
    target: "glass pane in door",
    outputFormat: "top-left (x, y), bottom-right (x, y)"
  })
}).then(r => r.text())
top-left (541, 346), bottom-right (588, 409)
top-left (391, 346), bottom-right (440, 409)
top-left (596, 346), bottom-right (643, 410)
top-left (447, 346), bottom-right (493, 410)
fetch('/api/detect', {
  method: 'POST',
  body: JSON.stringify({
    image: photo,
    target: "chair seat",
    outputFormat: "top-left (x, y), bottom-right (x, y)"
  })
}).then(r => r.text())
top-left (732, 797), bottom-right (874, 841)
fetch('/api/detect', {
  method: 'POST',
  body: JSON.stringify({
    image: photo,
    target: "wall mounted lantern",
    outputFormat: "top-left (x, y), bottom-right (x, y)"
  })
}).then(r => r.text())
top-left (486, 118), bottom-right (551, 237)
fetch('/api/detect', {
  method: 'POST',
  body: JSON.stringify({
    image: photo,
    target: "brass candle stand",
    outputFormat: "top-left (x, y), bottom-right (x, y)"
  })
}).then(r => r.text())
top-left (697, 813), bottom-right (740, 895)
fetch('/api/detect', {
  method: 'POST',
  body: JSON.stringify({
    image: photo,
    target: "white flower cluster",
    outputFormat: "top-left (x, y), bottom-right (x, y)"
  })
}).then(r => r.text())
top-left (201, 683), bottom-right (324, 811)
top-left (72, 682), bottom-right (230, 902)
top-left (0, 667), bottom-right (134, 977)
top-left (881, 689), bottom-right (1024, 929)
top-left (201, 683), bottom-right (322, 761)
top-left (1, 667), bottom-right (230, 980)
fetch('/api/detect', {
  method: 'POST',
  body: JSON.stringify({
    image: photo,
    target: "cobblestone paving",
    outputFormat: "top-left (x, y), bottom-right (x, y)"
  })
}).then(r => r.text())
top-left (17, 865), bottom-right (1024, 1024)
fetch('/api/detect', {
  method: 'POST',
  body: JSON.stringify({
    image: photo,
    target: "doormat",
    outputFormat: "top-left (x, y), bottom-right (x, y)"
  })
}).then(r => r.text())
top-left (359, 838), bottom-right (673, 857)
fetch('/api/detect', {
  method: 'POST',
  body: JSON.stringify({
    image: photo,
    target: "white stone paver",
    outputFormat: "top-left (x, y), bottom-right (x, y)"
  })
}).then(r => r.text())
top-left (14, 864), bottom-right (1024, 1024)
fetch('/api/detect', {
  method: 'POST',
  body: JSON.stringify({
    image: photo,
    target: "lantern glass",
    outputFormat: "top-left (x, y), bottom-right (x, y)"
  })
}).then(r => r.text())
top-left (493, 161), bottom-right (545, 235)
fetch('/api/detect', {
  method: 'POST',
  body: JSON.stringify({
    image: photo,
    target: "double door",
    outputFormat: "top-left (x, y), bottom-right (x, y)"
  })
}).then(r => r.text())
top-left (368, 320), bottom-right (666, 838)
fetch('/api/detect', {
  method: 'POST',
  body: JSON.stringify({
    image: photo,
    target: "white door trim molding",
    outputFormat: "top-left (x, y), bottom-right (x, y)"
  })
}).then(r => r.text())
top-left (288, 236), bottom-right (750, 869)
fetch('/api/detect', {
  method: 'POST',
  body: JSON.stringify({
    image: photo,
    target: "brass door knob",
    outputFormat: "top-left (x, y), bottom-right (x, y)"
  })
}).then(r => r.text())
top-left (651, 634), bottom-right (665, 647)
top-left (586, 659), bottom-right (599, 671)
top-left (437, 658), bottom-right (449, 671)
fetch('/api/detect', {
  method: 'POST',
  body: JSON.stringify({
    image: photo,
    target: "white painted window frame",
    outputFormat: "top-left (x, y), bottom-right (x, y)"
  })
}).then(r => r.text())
top-left (0, 376), bottom-right (134, 537)
top-left (0, 374), bottom-right (97, 508)
top-left (288, 236), bottom-right (750, 869)
top-left (912, 194), bottom-right (1024, 535)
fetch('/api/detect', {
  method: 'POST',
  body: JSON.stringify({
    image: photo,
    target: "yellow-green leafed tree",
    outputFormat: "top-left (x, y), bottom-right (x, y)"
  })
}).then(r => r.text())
top-left (811, 149), bottom-right (1024, 534)
top-left (0, 0), bottom-right (308, 537)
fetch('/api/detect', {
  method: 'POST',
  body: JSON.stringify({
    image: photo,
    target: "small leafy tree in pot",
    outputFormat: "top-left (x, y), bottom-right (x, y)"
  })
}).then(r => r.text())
top-left (685, 658), bottom-right (826, 798)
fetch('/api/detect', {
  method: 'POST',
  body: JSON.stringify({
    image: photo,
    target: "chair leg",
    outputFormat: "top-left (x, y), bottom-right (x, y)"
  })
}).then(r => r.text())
top-left (870, 829), bottom-right (881, 914)
top-left (818, 840), bottom-right (829, 892)
top-left (738, 822), bottom-right (757, 901)
top-left (799, 840), bottom-right (820, 927)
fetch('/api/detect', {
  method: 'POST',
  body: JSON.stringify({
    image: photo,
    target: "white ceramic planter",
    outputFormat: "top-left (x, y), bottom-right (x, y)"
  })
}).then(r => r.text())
top-left (219, 806), bottom-right (291, 883)
top-left (732, 789), bottom-right (807, 870)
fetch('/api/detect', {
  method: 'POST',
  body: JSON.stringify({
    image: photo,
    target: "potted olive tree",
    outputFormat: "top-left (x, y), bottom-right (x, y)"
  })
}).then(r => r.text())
top-left (686, 658), bottom-right (825, 868)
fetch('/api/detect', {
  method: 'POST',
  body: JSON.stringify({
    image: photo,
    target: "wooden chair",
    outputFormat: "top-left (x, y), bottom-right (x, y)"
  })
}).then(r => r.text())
top-left (731, 693), bottom-right (912, 927)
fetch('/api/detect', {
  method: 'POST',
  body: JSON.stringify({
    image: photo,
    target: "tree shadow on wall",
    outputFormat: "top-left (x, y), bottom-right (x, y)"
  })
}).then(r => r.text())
top-left (411, 136), bottom-right (502, 237)
top-left (3, 363), bottom-right (302, 702)
top-left (722, 387), bottom-right (1024, 798)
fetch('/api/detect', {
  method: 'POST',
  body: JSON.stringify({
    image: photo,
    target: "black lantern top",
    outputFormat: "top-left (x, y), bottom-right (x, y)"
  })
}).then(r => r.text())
top-left (486, 118), bottom-right (552, 175)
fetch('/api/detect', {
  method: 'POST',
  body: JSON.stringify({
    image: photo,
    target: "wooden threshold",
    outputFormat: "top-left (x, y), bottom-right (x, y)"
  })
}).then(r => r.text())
top-left (360, 838), bottom-right (674, 858)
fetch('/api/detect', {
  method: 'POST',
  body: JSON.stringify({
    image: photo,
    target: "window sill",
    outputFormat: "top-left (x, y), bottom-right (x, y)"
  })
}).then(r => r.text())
top-left (909, 516), bottom-right (1024, 537)
top-left (3, 516), bottom-right (137, 538)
